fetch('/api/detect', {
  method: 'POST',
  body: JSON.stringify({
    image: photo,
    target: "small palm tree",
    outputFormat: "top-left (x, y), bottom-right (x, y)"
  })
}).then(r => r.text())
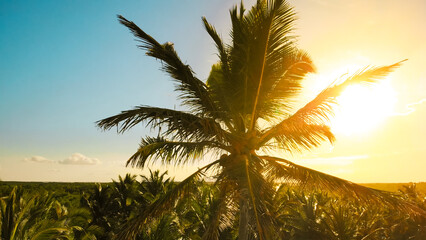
top-left (81, 184), bottom-right (114, 239)
top-left (0, 187), bottom-right (72, 240)
top-left (98, 0), bottom-right (408, 239)
top-left (140, 170), bottom-right (172, 202)
top-left (112, 174), bottom-right (138, 218)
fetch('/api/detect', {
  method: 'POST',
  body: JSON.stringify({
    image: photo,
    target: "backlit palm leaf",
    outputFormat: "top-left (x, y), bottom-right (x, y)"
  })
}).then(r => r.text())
top-left (260, 61), bottom-right (405, 144)
top-left (202, 183), bottom-right (235, 240)
top-left (127, 136), bottom-right (226, 168)
top-left (261, 122), bottom-right (335, 153)
top-left (261, 155), bottom-right (422, 213)
top-left (97, 106), bottom-right (228, 141)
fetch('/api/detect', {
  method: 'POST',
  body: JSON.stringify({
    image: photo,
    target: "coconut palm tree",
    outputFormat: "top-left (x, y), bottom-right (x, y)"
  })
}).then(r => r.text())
top-left (97, 0), bottom-right (408, 239)
top-left (140, 170), bottom-right (172, 202)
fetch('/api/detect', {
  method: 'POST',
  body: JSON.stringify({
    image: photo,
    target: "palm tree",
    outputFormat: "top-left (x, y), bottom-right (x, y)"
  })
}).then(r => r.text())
top-left (81, 184), bottom-right (114, 239)
top-left (0, 187), bottom-right (72, 240)
top-left (139, 170), bottom-right (172, 202)
top-left (112, 174), bottom-right (138, 219)
top-left (97, 0), bottom-right (408, 239)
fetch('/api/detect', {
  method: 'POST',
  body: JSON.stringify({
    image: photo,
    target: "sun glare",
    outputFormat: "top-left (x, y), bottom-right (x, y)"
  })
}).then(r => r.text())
top-left (331, 79), bottom-right (397, 136)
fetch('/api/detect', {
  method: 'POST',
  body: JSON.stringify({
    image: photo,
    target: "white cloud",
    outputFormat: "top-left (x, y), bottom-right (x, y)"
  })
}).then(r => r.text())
top-left (24, 156), bottom-right (53, 163)
top-left (58, 153), bottom-right (101, 165)
top-left (308, 0), bottom-right (330, 6)
top-left (393, 98), bottom-right (426, 116)
top-left (297, 155), bottom-right (368, 166)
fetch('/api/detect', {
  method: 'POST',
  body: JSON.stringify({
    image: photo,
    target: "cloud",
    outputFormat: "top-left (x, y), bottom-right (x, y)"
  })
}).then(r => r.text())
top-left (24, 156), bottom-right (54, 163)
top-left (58, 153), bottom-right (101, 165)
top-left (297, 155), bottom-right (368, 166)
top-left (308, 0), bottom-right (330, 6)
top-left (393, 98), bottom-right (426, 116)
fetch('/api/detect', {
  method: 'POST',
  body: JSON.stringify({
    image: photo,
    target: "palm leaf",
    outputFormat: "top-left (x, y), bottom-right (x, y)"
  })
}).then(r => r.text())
top-left (248, 0), bottom-right (298, 129)
top-left (117, 15), bottom-right (218, 115)
top-left (261, 50), bottom-right (315, 119)
top-left (202, 183), bottom-right (234, 240)
top-left (205, 64), bottom-right (232, 116)
top-left (260, 61), bottom-right (405, 143)
top-left (289, 61), bottom-right (405, 125)
top-left (259, 122), bottom-right (335, 153)
top-left (260, 155), bottom-right (424, 214)
top-left (244, 155), bottom-right (266, 240)
top-left (96, 105), bottom-right (227, 141)
top-left (127, 136), bottom-right (227, 168)
top-left (202, 17), bottom-right (229, 78)
top-left (29, 227), bottom-right (70, 240)
top-left (11, 194), bottom-right (37, 240)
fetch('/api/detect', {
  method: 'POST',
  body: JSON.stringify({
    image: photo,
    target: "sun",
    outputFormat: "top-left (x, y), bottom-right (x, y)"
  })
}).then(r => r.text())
top-left (330, 79), bottom-right (397, 136)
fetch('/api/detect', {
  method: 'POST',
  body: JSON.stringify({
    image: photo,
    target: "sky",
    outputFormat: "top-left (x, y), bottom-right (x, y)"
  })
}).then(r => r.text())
top-left (0, 0), bottom-right (425, 183)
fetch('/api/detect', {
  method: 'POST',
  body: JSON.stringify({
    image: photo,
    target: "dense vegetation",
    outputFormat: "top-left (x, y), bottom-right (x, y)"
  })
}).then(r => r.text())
top-left (1, 172), bottom-right (425, 239)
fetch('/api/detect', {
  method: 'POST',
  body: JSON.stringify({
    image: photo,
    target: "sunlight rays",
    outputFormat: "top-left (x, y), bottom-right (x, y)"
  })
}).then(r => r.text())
top-left (304, 63), bottom-right (399, 137)
top-left (331, 78), bottom-right (397, 136)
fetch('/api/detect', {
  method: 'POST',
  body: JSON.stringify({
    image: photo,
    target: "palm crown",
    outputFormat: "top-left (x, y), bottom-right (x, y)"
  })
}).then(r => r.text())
top-left (97, 0), bottom-right (407, 239)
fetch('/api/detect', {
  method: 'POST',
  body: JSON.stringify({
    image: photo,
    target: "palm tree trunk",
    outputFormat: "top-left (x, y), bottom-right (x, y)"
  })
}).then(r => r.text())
top-left (238, 197), bottom-right (249, 240)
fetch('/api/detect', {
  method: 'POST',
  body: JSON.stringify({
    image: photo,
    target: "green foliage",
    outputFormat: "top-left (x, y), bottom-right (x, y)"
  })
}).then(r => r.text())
top-left (0, 187), bottom-right (72, 239)
top-left (0, 176), bottom-right (425, 239)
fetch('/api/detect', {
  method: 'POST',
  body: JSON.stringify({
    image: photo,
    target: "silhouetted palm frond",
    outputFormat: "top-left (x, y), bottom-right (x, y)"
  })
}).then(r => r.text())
top-left (127, 136), bottom-right (227, 168)
top-left (117, 15), bottom-right (218, 115)
top-left (260, 61), bottom-right (405, 144)
top-left (97, 105), bottom-right (228, 141)
top-left (202, 183), bottom-right (235, 240)
top-left (261, 122), bottom-right (335, 153)
top-left (261, 155), bottom-right (423, 214)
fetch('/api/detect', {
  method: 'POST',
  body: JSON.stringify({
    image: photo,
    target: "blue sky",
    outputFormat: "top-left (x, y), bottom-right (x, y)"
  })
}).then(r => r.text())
top-left (1, 0), bottom-right (425, 182)
top-left (0, 0), bottom-right (246, 181)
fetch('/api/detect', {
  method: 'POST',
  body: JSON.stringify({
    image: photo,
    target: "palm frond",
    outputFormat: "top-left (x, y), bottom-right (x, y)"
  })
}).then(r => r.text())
top-left (259, 122), bottom-right (335, 153)
top-left (261, 50), bottom-right (315, 119)
top-left (260, 155), bottom-right (424, 214)
top-left (117, 15), bottom-right (218, 115)
top-left (260, 61), bottom-right (404, 143)
top-left (202, 17), bottom-right (230, 78)
top-left (290, 61), bottom-right (405, 125)
top-left (214, 0), bottom-right (301, 127)
top-left (247, 0), bottom-right (276, 131)
top-left (244, 155), bottom-right (265, 240)
top-left (117, 160), bottom-right (221, 240)
top-left (127, 136), bottom-right (227, 168)
top-left (247, 0), bottom-right (299, 127)
top-left (29, 227), bottom-right (70, 240)
top-left (206, 64), bottom-right (231, 115)
top-left (253, 1), bottom-right (302, 120)
top-left (202, 183), bottom-right (234, 240)
top-left (96, 105), bottom-right (227, 141)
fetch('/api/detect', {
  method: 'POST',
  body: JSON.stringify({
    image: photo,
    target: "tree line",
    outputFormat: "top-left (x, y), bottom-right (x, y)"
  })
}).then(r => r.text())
top-left (1, 171), bottom-right (425, 239)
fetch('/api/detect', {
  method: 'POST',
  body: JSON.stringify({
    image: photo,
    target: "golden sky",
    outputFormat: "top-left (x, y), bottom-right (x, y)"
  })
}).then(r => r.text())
top-left (0, 0), bottom-right (424, 183)
top-left (288, 0), bottom-right (426, 182)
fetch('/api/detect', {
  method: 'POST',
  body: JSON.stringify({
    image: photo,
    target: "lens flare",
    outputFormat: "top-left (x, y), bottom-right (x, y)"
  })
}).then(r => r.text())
top-left (331, 80), bottom-right (397, 136)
